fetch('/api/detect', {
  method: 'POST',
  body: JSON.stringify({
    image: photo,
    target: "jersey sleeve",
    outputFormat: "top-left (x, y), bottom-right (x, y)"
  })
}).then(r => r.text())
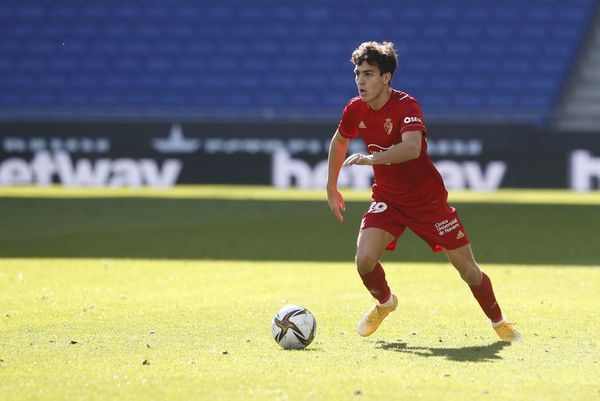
top-left (337, 100), bottom-right (359, 139)
top-left (400, 98), bottom-right (427, 135)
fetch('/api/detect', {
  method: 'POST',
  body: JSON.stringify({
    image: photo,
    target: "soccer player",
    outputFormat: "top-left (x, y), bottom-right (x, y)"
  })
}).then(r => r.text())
top-left (326, 41), bottom-right (521, 342)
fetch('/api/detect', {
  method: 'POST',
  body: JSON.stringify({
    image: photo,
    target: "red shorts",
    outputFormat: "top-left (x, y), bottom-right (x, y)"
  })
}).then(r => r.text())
top-left (360, 194), bottom-right (470, 252)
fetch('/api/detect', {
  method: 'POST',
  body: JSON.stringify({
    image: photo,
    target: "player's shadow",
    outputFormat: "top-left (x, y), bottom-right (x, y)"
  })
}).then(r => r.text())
top-left (375, 340), bottom-right (510, 362)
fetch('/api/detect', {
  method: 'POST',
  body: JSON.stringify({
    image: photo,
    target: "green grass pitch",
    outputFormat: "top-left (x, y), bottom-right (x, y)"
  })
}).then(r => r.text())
top-left (1, 187), bottom-right (599, 401)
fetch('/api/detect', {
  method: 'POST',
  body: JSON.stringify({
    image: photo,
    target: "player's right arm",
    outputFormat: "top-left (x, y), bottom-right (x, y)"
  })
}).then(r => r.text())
top-left (326, 129), bottom-right (349, 222)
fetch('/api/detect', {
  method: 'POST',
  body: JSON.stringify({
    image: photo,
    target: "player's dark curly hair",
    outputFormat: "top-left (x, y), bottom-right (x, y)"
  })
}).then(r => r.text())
top-left (351, 41), bottom-right (398, 79)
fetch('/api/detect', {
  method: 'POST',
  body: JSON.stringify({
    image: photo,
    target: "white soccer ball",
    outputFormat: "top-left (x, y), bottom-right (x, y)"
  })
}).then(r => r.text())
top-left (271, 304), bottom-right (317, 350)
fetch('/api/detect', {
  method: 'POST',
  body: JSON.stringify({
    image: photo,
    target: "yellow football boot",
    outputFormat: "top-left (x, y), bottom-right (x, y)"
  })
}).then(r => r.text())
top-left (493, 321), bottom-right (522, 342)
top-left (357, 294), bottom-right (398, 337)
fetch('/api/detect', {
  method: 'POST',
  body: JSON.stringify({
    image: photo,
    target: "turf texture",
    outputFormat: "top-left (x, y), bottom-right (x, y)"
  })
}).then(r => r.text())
top-left (1, 260), bottom-right (598, 401)
top-left (1, 187), bottom-right (599, 400)
top-left (0, 196), bottom-right (598, 265)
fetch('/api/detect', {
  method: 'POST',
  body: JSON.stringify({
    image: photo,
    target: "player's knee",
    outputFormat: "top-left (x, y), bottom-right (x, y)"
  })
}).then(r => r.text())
top-left (457, 264), bottom-right (482, 285)
top-left (355, 252), bottom-right (378, 275)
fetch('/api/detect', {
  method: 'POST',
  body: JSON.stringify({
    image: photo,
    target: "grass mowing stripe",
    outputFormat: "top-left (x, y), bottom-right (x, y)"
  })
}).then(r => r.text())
top-left (1, 185), bottom-right (600, 205)
top-left (1, 198), bottom-right (598, 265)
top-left (0, 259), bottom-right (598, 401)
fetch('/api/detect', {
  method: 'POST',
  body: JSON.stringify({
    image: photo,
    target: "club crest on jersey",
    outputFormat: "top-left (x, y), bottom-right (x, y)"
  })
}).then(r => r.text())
top-left (384, 118), bottom-right (393, 135)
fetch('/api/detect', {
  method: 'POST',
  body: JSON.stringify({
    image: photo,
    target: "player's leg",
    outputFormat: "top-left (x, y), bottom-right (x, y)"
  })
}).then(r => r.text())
top-left (444, 244), bottom-right (521, 342)
top-left (355, 227), bottom-right (395, 300)
top-left (355, 227), bottom-right (394, 274)
top-left (443, 243), bottom-right (482, 286)
top-left (406, 204), bottom-right (521, 342)
top-left (355, 227), bottom-right (399, 336)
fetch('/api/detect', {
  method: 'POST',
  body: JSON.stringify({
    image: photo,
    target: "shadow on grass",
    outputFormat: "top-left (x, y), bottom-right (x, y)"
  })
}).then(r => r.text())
top-left (375, 340), bottom-right (511, 362)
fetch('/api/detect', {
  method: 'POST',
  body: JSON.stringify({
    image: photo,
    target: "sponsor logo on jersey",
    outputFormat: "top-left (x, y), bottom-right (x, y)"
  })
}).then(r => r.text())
top-left (366, 144), bottom-right (394, 165)
top-left (403, 116), bottom-right (423, 124)
top-left (384, 118), bottom-right (393, 135)
top-left (359, 121), bottom-right (367, 129)
top-left (367, 143), bottom-right (393, 152)
top-left (456, 230), bottom-right (465, 239)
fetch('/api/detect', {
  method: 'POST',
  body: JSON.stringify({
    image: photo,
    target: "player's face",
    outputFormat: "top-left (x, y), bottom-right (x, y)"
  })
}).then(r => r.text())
top-left (354, 62), bottom-right (391, 104)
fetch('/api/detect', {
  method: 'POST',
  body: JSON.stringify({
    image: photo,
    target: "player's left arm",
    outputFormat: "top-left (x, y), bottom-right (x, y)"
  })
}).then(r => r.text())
top-left (343, 130), bottom-right (422, 166)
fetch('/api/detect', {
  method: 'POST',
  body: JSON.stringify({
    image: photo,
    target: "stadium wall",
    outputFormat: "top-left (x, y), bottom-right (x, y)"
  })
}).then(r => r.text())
top-left (0, 122), bottom-right (599, 191)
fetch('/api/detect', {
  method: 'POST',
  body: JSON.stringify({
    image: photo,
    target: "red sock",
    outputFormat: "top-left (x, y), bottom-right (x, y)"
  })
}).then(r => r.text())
top-left (469, 272), bottom-right (503, 323)
top-left (359, 263), bottom-right (391, 304)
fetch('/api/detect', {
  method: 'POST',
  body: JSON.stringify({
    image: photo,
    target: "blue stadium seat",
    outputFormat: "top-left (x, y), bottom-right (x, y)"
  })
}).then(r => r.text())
top-left (0, 0), bottom-right (596, 125)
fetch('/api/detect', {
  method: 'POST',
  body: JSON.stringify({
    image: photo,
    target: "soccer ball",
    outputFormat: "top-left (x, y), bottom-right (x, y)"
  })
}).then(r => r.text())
top-left (271, 304), bottom-right (317, 350)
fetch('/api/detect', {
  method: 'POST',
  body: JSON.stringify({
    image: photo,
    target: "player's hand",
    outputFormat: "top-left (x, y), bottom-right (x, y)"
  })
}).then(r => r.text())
top-left (326, 187), bottom-right (346, 222)
top-left (343, 153), bottom-right (374, 166)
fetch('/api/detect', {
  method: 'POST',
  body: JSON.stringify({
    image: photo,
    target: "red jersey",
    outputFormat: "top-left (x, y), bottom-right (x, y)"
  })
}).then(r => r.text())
top-left (338, 89), bottom-right (448, 211)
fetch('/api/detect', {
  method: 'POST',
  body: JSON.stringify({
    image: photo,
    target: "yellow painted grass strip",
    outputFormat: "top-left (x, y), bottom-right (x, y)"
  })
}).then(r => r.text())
top-left (0, 185), bottom-right (599, 204)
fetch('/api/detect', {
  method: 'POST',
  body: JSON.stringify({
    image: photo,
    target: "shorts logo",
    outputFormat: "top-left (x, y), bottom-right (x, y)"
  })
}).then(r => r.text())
top-left (435, 218), bottom-right (459, 236)
top-left (367, 201), bottom-right (388, 214)
top-left (384, 118), bottom-right (393, 135)
top-left (456, 230), bottom-right (465, 239)
top-left (403, 116), bottom-right (422, 124)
